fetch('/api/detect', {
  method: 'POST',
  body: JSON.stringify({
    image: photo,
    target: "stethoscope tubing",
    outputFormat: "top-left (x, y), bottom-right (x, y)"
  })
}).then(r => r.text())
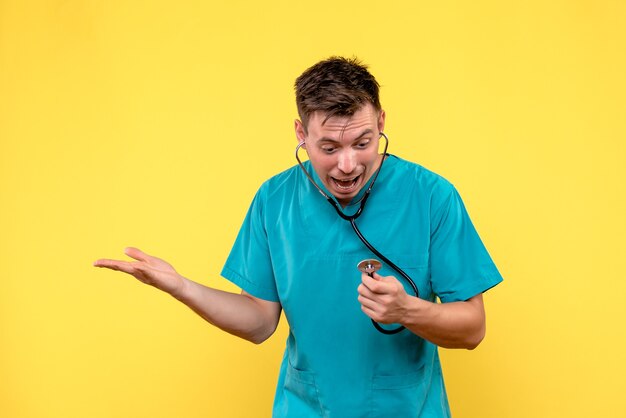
top-left (350, 218), bottom-right (419, 334)
top-left (295, 133), bottom-right (419, 335)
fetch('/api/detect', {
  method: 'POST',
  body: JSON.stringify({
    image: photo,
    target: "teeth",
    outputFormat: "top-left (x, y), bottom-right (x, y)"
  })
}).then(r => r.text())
top-left (333, 176), bottom-right (357, 182)
top-left (332, 176), bottom-right (359, 190)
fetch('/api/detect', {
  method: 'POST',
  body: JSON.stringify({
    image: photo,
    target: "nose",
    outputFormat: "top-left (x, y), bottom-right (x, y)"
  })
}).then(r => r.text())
top-left (337, 149), bottom-right (357, 174)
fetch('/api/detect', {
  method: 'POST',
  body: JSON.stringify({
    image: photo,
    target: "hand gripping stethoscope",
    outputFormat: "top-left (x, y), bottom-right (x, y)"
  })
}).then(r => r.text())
top-left (295, 132), bottom-right (419, 335)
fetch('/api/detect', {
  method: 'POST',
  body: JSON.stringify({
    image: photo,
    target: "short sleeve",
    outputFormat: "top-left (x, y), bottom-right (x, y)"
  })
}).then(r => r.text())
top-left (429, 184), bottom-right (503, 303)
top-left (220, 186), bottom-right (280, 302)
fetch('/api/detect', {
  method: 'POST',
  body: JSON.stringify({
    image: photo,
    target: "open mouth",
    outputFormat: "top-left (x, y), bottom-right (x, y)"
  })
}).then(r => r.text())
top-left (331, 175), bottom-right (360, 191)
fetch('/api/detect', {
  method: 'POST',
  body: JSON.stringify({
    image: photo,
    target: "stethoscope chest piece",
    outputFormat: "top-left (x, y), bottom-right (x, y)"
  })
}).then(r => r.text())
top-left (357, 259), bottom-right (382, 277)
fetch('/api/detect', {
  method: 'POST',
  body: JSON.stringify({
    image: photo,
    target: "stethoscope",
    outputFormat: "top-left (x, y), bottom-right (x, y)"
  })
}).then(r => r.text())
top-left (295, 133), bottom-right (419, 335)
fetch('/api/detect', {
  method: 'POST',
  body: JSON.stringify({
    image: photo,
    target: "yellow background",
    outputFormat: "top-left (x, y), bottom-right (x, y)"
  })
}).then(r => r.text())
top-left (1, 1), bottom-right (625, 417)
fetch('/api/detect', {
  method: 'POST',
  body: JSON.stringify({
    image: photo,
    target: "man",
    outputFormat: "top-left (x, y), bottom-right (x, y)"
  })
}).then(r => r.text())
top-left (94, 56), bottom-right (503, 417)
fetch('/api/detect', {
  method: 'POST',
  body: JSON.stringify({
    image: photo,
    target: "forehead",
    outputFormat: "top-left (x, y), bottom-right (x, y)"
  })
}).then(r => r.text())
top-left (307, 104), bottom-right (379, 138)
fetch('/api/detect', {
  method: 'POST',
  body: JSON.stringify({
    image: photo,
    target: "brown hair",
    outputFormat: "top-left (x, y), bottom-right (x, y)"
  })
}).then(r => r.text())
top-left (294, 56), bottom-right (381, 128)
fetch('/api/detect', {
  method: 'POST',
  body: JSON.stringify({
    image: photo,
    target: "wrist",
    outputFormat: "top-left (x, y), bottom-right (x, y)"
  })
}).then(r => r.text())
top-left (401, 296), bottom-right (434, 328)
top-left (169, 274), bottom-right (190, 301)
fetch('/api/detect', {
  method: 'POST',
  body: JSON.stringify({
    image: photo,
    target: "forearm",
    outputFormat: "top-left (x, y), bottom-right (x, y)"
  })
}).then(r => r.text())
top-left (402, 294), bottom-right (485, 349)
top-left (172, 277), bottom-right (280, 344)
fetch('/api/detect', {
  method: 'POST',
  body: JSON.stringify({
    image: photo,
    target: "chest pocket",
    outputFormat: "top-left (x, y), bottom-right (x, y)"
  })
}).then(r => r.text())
top-left (379, 252), bottom-right (431, 299)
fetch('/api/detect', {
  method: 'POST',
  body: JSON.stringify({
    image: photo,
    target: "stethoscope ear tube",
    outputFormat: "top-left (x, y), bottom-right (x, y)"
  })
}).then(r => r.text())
top-left (295, 133), bottom-right (389, 215)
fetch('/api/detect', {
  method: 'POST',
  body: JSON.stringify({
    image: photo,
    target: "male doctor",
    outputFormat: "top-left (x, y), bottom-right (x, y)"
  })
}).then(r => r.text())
top-left (95, 56), bottom-right (503, 417)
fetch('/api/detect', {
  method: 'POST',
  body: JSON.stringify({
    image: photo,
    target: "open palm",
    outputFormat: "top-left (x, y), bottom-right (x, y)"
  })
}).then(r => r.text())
top-left (94, 247), bottom-right (185, 297)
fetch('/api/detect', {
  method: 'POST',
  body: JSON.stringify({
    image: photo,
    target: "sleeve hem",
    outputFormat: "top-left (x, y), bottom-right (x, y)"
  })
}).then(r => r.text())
top-left (220, 266), bottom-right (280, 303)
top-left (438, 273), bottom-right (504, 303)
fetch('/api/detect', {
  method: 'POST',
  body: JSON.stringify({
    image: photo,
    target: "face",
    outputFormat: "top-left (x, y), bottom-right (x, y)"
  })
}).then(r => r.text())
top-left (295, 103), bottom-right (386, 206)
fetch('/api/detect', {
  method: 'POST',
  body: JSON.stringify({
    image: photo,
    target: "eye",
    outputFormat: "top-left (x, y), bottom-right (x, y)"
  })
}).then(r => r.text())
top-left (321, 146), bottom-right (336, 154)
top-left (355, 140), bottom-right (371, 149)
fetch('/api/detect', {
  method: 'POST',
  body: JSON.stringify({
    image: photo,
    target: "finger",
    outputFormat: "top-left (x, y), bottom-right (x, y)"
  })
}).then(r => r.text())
top-left (124, 247), bottom-right (149, 262)
top-left (361, 273), bottom-right (388, 294)
top-left (358, 284), bottom-right (393, 309)
top-left (93, 259), bottom-right (136, 275)
top-left (372, 272), bottom-right (399, 283)
top-left (360, 305), bottom-right (381, 322)
top-left (357, 294), bottom-right (379, 311)
top-left (357, 283), bottom-right (378, 300)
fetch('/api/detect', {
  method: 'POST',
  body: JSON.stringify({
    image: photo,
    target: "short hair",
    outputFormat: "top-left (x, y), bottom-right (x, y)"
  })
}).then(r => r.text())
top-left (294, 56), bottom-right (381, 128)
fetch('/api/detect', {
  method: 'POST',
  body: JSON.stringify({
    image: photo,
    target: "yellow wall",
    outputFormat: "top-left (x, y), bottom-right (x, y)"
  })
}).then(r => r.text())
top-left (1, 1), bottom-right (625, 417)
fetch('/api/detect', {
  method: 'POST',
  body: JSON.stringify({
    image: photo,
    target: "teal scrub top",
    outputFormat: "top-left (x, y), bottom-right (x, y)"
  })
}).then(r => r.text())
top-left (221, 155), bottom-right (503, 417)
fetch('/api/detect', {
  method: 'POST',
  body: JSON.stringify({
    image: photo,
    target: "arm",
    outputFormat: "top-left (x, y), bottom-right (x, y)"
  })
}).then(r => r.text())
top-left (94, 247), bottom-right (281, 344)
top-left (357, 273), bottom-right (485, 349)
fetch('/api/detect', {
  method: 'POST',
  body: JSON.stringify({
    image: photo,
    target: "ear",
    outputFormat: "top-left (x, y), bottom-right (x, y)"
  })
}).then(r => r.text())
top-left (294, 119), bottom-right (307, 146)
top-left (378, 110), bottom-right (386, 133)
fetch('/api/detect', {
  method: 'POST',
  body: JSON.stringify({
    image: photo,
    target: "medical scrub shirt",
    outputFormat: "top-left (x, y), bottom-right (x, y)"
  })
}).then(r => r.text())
top-left (221, 155), bottom-right (503, 418)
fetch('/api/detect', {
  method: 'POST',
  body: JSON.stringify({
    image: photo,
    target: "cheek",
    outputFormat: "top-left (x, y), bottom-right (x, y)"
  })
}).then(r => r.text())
top-left (309, 153), bottom-right (336, 174)
top-left (362, 150), bottom-right (380, 167)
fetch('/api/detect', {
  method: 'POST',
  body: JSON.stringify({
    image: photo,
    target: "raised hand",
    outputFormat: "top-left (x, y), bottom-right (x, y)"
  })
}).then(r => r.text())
top-left (94, 247), bottom-right (282, 344)
top-left (94, 247), bottom-right (185, 298)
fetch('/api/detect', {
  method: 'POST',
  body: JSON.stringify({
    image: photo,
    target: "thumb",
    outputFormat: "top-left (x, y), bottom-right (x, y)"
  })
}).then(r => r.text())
top-left (373, 272), bottom-right (398, 284)
top-left (124, 247), bottom-right (149, 262)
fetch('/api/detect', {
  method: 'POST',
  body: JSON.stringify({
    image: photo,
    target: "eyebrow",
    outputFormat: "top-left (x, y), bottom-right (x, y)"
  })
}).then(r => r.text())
top-left (316, 129), bottom-right (374, 144)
